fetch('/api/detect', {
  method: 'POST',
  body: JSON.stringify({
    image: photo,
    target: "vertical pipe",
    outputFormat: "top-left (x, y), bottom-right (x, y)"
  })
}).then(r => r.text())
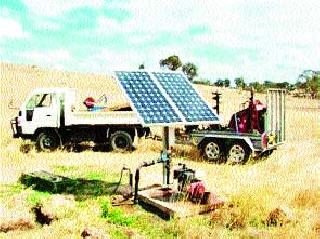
top-left (134, 169), bottom-right (140, 204)
top-left (129, 173), bottom-right (133, 190)
top-left (162, 126), bottom-right (170, 187)
top-left (234, 113), bottom-right (239, 134)
top-left (269, 90), bottom-right (273, 133)
top-left (166, 162), bottom-right (170, 188)
top-left (248, 88), bottom-right (253, 133)
top-left (265, 90), bottom-right (270, 133)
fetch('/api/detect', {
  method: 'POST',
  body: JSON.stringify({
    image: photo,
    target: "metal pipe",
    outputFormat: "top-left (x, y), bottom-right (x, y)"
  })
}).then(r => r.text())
top-left (134, 168), bottom-right (140, 204)
top-left (247, 88), bottom-right (254, 133)
top-left (129, 173), bottom-right (133, 190)
top-left (133, 159), bottom-right (160, 204)
top-left (133, 126), bottom-right (172, 204)
top-left (166, 162), bottom-right (170, 187)
top-left (234, 113), bottom-right (239, 134)
top-left (162, 127), bottom-right (170, 187)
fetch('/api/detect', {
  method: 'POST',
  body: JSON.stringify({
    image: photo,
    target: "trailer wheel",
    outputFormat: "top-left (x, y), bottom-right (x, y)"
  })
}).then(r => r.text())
top-left (202, 140), bottom-right (223, 162)
top-left (110, 131), bottom-right (133, 152)
top-left (36, 131), bottom-right (59, 152)
top-left (227, 142), bottom-right (249, 164)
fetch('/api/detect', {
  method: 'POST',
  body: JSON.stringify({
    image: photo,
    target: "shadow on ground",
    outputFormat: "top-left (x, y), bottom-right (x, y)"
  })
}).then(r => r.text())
top-left (19, 171), bottom-right (127, 201)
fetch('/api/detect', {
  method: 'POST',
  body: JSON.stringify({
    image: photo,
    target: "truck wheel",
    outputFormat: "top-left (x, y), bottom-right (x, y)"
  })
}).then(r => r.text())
top-left (36, 131), bottom-right (59, 152)
top-left (227, 142), bottom-right (249, 164)
top-left (202, 140), bottom-right (223, 162)
top-left (110, 131), bottom-right (133, 152)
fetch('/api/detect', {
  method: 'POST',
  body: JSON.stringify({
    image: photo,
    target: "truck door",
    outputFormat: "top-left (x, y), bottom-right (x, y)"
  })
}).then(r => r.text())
top-left (22, 93), bottom-right (59, 134)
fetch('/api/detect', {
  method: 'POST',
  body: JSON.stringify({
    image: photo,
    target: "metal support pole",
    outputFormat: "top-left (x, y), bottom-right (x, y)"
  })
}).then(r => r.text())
top-left (247, 88), bottom-right (254, 133)
top-left (134, 168), bottom-right (140, 204)
top-left (162, 126), bottom-right (170, 188)
top-left (212, 90), bottom-right (221, 114)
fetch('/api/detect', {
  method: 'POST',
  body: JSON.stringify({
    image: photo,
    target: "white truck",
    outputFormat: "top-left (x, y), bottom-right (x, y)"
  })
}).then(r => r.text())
top-left (10, 88), bottom-right (149, 152)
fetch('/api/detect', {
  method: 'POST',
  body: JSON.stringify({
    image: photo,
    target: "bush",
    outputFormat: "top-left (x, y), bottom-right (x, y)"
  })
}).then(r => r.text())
top-left (100, 199), bottom-right (136, 226)
top-left (27, 191), bottom-right (51, 206)
top-left (193, 79), bottom-right (213, 86)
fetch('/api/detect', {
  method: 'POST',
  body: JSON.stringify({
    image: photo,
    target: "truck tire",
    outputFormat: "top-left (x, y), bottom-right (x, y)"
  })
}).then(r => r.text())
top-left (36, 131), bottom-right (60, 152)
top-left (201, 139), bottom-right (223, 163)
top-left (227, 142), bottom-right (250, 164)
top-left (110, 131), bottom-right (133, 152)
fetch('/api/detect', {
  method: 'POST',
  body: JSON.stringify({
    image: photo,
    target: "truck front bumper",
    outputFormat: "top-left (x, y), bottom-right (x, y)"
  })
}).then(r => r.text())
top-left (10, 117), bottom-right (22, 138)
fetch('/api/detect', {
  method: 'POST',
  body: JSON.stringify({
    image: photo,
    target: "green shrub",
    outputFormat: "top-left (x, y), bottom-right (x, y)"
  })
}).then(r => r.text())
top-left (100, 199), bottom-right (136, 226)
top-left (27, 191), bottom-right (51, 206)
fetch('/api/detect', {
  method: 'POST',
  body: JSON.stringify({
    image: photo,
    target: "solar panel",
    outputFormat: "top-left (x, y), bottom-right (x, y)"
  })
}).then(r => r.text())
top-left (115, 71), bottom-right (183, 124)
top-left (152, 72), bottom-right (220, 123)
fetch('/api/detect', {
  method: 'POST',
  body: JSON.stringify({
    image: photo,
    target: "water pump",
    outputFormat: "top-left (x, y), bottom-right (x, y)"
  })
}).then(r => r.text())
top-left (173, 163), bottom-right (195, 192)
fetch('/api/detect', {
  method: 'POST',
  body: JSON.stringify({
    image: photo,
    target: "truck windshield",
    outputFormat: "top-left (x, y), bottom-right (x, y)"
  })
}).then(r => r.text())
top-left (26, 94), bottom-right (53, 109)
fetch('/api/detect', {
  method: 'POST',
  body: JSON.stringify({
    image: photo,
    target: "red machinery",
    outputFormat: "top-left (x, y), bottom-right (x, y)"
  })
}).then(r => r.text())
top-left (191, 88), bottom-right (286, 164)
top-left (228, 90), bottom-right (267, 134)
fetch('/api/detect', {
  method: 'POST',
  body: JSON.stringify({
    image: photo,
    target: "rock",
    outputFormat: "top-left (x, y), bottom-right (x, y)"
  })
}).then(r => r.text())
top-left (111, 195), bottom-right (126, 205)
top-left (115, 185), bottom-right (133, 200)
top-left (211, 206), bottom-right (246, 230)
top-left (38, 194), bottom-right (76, 220)
top-left (265, 206), bottom-right (293, 227)
top-left (0, 218), bottom-right (35, 233)
top-left (32, 203), bottom-right (57, 225)
top-left (81, 227), bottom-right (109, 239)
top-left (124, 229), bottom-right (146, 239)
top-left (313, 215), bottom-right (320, 234)
top-left (50, 194), bottom-right (75, 209)
top-left (226, 207), bottom-right (246, 230)
top-left (0, 206), bottom-right (35, 232)
top-left (19, 143), bottom-right (33, 153)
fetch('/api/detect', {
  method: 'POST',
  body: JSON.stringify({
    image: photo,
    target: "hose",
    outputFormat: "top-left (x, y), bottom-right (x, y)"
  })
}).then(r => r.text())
top-left (114, 166), bottom-right (132, 196)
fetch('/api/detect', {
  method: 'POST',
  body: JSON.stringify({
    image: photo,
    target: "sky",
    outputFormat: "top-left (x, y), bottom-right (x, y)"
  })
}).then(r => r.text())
top-left (0, 0), bottom-right (319, 83)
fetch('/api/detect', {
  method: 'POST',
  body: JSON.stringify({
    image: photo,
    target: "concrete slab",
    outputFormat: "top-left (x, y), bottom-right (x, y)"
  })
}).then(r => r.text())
top-left (137, 186), bottom-right (224, 218)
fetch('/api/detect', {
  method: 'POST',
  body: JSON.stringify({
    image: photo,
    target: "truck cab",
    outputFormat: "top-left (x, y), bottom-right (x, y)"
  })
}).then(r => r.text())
top-left (13, 88), bottom-right (74, 137)
top-left (11, 88), bottom-right (148, 152)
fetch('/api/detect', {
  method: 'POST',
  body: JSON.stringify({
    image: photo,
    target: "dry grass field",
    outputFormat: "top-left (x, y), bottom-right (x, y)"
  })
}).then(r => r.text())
top-left (0, 62), bottom-right (319, 238)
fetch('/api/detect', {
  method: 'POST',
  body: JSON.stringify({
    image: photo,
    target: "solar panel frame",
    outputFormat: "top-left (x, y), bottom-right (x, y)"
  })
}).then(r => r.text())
top-left (151, 71), bottom-right (221, 125)
top-left (113, 71), bottom-right (184, 126)
top-left (113, 70), bottom-right (221, 126)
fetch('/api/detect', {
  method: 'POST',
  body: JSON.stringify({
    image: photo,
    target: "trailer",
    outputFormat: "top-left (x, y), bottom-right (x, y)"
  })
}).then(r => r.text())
top-left (188, 88), bottom-right (286, 164)
top-left (10, 87), bottom-right (149, 152)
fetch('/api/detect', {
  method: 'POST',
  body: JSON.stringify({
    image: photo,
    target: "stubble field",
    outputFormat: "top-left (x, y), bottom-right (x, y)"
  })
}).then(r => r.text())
top-left (0, 62), bottom-right (319, 238)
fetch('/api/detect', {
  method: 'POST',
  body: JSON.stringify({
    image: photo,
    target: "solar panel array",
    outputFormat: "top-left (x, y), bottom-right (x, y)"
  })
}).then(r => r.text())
top-left (115, 71), bottom-right (220, 126)
top-left (152, 72), bottom-right (220, 122)
top-left (115, 71), bottom-right (182, 124)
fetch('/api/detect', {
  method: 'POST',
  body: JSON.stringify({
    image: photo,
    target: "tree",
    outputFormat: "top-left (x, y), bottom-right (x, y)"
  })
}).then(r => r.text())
top-left (275, 82), bottom-right (290, 89)
top-left (297, 70), bottom-right (320, 98)
top-left (249, 81), bottom-right (264, 93)
top-left (234, 77), bottom-right (246, 89)
top-left (159, 55), bottom-right (182, 71)
top-left (307, 74), bottom-right (320, 98)
top-left (263, 80), bottom-right (275, 88)
top-left (214, 78), bottom-right (224, 87)
top-left (138, 63), bottom-right (145, 69)
top-left (223, 78), bottom-right (230, 87)
top-left (182, 62), bottom-right (198, 81)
